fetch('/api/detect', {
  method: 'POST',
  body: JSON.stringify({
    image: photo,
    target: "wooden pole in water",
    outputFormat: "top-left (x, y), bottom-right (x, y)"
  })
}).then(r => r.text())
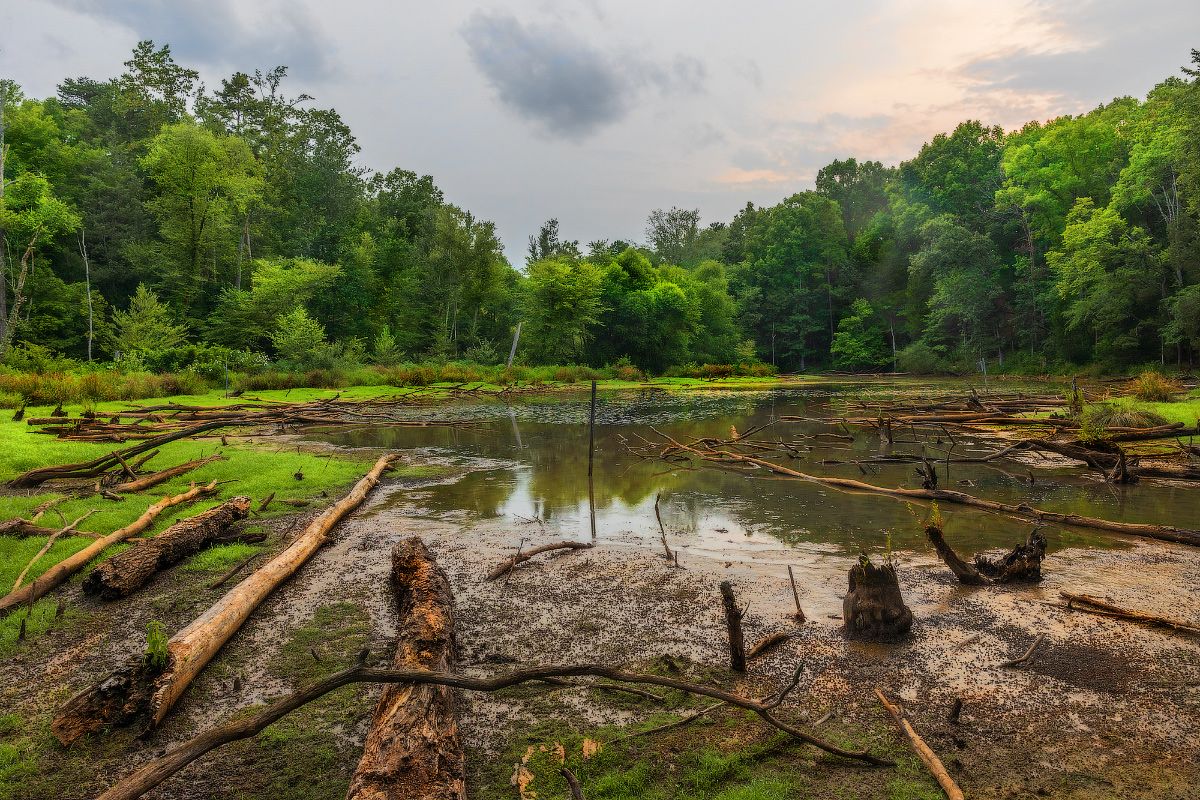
top-left (588, 380), bottom-right (597, 539)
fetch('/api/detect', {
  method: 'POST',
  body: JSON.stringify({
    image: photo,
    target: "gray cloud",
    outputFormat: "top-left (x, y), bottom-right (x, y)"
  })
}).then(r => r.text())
top-left (45, 0), bottom-right (332, 79)
top-left (959, 0), bottom-right (1197, 106)
top-left (461, 11), bottom-right (705, 139)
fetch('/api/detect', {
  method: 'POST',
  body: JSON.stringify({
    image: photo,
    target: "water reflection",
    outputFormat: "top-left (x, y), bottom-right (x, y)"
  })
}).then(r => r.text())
top-left (319, 388), bottom-right (1200, 556)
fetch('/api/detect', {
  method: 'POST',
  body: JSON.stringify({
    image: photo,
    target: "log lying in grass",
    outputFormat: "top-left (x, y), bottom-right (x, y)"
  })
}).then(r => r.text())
top-left (347, 537), bottom-right (466, 800)
top-left (0, 518), bottom-right (63, 538)
top-left (107, 454), bottom-right (226, 494)
top-left (95, 661), bottom-right (893, 800)
top-left (875, 689), bottom-right (964, 800)
top-left (51, 455), bottom-right (396, 745)
top-left (8, 420), bottom-right (237, 488)
top-left (486, 540), bottom-right (594, 580)
top-left (82, 497), bottom-right (252, 599)
top-left (0, 482), bottom-right (219, 617)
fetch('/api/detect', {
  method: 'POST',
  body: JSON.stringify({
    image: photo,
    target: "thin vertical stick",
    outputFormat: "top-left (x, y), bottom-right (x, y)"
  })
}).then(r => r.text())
top-left (720, 581), bottom-right (746, 673)
top-left (588, 380), bottom-right (597, 540)
top-left (787, 565), bottom-right (806, 622)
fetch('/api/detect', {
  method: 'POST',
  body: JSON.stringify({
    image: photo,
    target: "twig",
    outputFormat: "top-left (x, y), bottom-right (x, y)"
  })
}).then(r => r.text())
top-left (487, 541), bottom-right (594, 581)
top-left (998, 634), bottom-right (1045, 668)
top-left (205, 552), bottom-right (264, 590)
top-left (746, 631), bottom-right (791, 661)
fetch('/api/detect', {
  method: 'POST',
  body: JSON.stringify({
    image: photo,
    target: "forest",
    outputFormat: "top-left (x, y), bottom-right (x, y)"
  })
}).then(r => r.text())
top-left (2, 41), bottom-right (1200, 380)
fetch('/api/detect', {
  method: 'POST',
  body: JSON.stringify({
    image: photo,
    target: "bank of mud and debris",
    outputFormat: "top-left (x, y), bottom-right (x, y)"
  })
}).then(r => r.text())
top-left (2, 380), bottom-right (1199, 799)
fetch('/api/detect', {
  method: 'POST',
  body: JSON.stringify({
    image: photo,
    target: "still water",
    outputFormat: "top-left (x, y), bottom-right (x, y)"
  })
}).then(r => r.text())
top-left (317, 385), bottom-right (1199, 562)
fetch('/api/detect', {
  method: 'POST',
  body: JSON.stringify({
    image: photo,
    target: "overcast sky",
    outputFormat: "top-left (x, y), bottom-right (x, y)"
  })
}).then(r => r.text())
top-left (3, 0), bottom-right (1199, 264)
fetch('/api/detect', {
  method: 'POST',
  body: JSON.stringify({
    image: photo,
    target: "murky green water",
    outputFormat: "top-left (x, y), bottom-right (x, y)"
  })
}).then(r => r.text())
top-left (316, 383), bottom-right (1200, 562)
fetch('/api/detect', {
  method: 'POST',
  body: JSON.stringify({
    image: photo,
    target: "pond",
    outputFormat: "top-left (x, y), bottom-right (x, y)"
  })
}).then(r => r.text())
top-left (314, 382), bottom-right (1200, 578)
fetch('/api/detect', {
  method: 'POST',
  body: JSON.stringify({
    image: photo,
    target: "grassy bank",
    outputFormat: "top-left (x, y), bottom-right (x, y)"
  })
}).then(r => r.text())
top-left (0, 394), bottom-right (443, 656)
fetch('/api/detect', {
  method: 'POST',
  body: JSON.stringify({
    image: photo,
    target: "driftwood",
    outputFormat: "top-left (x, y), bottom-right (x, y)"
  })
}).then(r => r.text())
top-left (1059, 592), bottom-right (1200, 636)
top-left (486, 540), bottom-right (594, 580)
top-left (925, 526), bottom-right (991, 585)
top-left (997, 634), bottom-right (1045, 668)
top-left (82, 497), bottom-right (252, 599)
top-left (720, 581), bottom-right (747, 672)
top-left (347, 538), bottom-right (466, 800)
top-left (94, 662), bottom-right (893, 800)
top-left (926, 526), bottom-right (1046, 585)
top-left (649, 439), bottom-right (1200, 547)
top-left (8, 420), bottom-right (237, 488)
top-left (10, 511), bottom-right (97, 590)
top-left (787, 565), bottom-right (806, 622)
top-left (746, 631), bottom-right (790, 661)
top-left (51, 455), bottom-right (396, 745)
top-left (844, 558), bottom-right (912, 639)
top-left (975, 529), bottom-right (1046, 582)
top-left (108, 455), bottom-right (226, 494)
top-left (875, 689), bottom-right (964, 800)
top-left (0, 482), bottom-right (219, 616)
top-left (0, 518), bottom-right (63, 538)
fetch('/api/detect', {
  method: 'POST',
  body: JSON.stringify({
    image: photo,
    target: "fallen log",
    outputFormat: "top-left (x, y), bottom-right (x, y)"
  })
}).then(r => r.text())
top-left (0, 518), bottom-right (63, 538)
top-left (1059, 592), bottom-right (1200, 636)
top-left (925, 526), bottom-right (991, 585)
top-left (11, 511), bottom-right (97, 590)
top-left (875, 689), bottom-right (964, 800)
top-left (8, 420), bottom-right (239, 488)
top-left (108, 455), bottom-right (226, 494)
top-left (94, 661), bottom-right (893, 800)
top-left (0, 482), bottom-right (219, 617)
top-left (346, 537), bottom-right (466, 800)
top-left (486, 540), bottom-right (594, 580)
top-left (656, 440), bottom-right (1200, 547)
top-left (51, 455), bottom-right (396, 744)
top-left (82, 497), bottom-right (252, 599)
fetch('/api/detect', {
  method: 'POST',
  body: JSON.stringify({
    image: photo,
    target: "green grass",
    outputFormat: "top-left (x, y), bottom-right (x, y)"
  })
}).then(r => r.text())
top-left (182, 541), bottom-right (265, 572)
top-left (1120, 389), bottom-right (1200, 426)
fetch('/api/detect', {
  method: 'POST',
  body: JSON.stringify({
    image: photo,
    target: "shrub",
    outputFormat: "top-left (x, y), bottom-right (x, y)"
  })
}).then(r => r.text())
top-left (896, 342), bottom-right (948, 375)
top-left (1129, 371), bottom-right (1181, 402)
top-left (1, 342), bottom-right (79, 374)
top-left (144, 621), bottom-right (169, 672)
top-left (1083, 402), bottom-right (1169, 430)
top-left (371, 326), bottom-right (403, 366)
top-left (142, 344), bottom-right (268, 379)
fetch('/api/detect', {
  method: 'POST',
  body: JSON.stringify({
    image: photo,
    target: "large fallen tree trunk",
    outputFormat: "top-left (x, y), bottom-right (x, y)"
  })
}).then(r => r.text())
top-left (657, 439), bottom-right (1200, 547)
top-left (107, 454), bottom-right (226, 494)
top-left (346, 537), bottom-right (466, 800)
top-left (52, 455), bottom-right (396, 745)
top-left (8, 420), bottom-right (241, 488)
top-left (0, 482), bottom-right (219, 616)
top-left (82, 497), bottom-right (252, 599)
top-left (94, 660), bottom-right (893, 800)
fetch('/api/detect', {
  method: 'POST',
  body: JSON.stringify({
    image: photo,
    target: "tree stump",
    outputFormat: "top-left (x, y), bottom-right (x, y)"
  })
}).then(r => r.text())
top-left (346, 537), bottom-right (466, 800)
top-left (975, 528), bottom-right (1046, 582)
top-left (83, 497), bottom-right (252, 599)
top-left (843, 557), bottom-right (912, 639)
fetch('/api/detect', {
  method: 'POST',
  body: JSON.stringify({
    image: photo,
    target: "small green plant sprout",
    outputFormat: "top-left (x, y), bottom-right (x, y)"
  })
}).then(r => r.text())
top-left (144, 620), bottom-right (169, 671)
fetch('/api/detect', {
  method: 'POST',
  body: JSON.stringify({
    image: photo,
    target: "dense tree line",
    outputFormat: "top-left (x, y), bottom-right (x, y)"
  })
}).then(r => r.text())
top-left (2, 43), bottom-right (1199, 375)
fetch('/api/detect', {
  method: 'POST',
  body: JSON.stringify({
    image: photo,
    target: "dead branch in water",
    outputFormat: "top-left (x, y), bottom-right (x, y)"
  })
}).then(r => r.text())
top-left (636, 431), bottom-right (1200, 547)
top-left (95, 660), bottom-right (894, 800)
top-left (486, 540), bottom-right (595, 580)
top-left (747, 631), bottom-right (791, 661)
top-left (875, 689), bottom-right (964, 800)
